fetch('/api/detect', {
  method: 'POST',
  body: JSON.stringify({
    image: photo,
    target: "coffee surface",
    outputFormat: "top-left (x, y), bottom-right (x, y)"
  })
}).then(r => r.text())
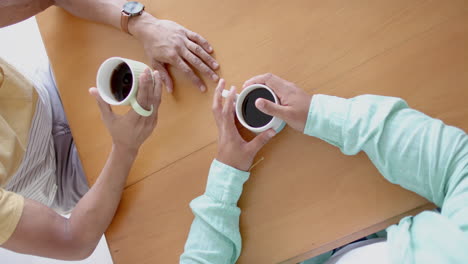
top-left (111, 62), bottom-right (133, 101)
top-left (241, 88), bottom-right (275, 128)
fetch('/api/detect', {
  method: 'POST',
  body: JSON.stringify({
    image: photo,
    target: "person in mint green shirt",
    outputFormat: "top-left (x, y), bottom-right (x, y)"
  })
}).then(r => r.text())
top-left (179, 73), bottom-right (468, 264)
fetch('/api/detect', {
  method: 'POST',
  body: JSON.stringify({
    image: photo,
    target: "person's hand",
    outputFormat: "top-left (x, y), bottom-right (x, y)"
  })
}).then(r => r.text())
top-left (213, 79), bottom-right (276, 171)
top-left (130, 14), bottom-right (219, 93)
top-left (89, 68), bottom-right (162, 155)
top-left (243, 73), bottom-right (312, 132)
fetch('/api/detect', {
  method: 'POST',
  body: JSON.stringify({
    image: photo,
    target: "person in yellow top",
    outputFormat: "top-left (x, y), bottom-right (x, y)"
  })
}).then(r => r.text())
top-left (0, 0), bottom-right (219, 260)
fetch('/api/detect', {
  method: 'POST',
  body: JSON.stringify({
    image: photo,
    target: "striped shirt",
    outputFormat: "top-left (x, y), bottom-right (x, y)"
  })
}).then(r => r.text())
top-left (1, 56), bottom-right (57, 207)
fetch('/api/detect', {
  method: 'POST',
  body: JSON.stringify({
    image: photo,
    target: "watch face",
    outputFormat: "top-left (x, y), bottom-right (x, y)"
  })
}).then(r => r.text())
top-left (123, 1), bottom-right (145, 15)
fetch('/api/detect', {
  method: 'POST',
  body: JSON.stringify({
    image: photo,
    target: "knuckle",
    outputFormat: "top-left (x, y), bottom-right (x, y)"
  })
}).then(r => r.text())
top-left (192, 33), bottom-right (201, 40)
top-left (191, 55), bottom-right (201, 66)
top-left (221, 106), bottom-right (229, 115)
top-left (182, 66), bottom-right (192, 74)
top-left (184, 69), bottom-right (194, 76)
top-left (192, 75), bottom-right (201, 84)
top-left (156, 73), bottom-right (164, 83)
top-left (174, 43), bottom-right (185, 52)
top-left (177, 38), bottom-right (186, 47)
top-left (167, 51), bottom-right (178, 60)
top-left (168, 35), bottom-right (179, 43)
top-left (155, 95), bottom-right (162, 104)
top-left (195, 45), bottom-right (202, 54)
top-left (177, 28), bottom-right (186, 35)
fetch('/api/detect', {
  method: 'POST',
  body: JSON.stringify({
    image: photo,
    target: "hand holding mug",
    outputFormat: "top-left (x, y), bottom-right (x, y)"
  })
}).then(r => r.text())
top-left (89, 69), bottom-right (162, 154)
top-left (221, 84), bottom-right (286, 134)
top-left (243, 73), bottom-right (312, 132)
top-left (213, 79), bottom-right (276, 171)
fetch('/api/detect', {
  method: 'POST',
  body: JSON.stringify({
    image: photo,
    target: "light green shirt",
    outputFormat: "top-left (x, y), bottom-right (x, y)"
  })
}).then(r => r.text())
top-left (180, 94), bottom-right (468, 264)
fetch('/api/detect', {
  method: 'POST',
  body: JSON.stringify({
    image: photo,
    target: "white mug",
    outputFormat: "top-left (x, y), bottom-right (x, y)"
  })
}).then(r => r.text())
top-left (222, 84), bottom-right (286, 134)
top-left (96, 57), bottom-right (154, 117)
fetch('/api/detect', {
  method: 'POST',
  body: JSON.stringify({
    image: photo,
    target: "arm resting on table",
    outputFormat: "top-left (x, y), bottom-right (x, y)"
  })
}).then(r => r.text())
top-left (1, 146), bottom-right (137, 260)
top-left (180, 160), bottom-right (249, 264)
top-left (305, 94), bottom-right (468, 263)
top-left (0, 0), bottom-right (142, 36)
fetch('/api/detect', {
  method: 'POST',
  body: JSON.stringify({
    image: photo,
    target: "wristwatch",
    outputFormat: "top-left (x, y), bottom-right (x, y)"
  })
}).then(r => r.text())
top-left (121, 1), bottom-right (145, 35)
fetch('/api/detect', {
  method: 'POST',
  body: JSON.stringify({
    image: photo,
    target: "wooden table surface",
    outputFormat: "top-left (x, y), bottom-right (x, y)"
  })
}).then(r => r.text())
top-left (37, 0), bottom-right (468, 263)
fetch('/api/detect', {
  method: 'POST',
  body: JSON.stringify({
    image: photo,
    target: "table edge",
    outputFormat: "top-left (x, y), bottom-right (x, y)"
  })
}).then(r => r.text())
top-left (278, 202), bottom-right (436, 264)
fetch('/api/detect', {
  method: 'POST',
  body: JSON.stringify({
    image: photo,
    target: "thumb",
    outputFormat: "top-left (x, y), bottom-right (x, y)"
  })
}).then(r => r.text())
top-left (248, 129), bottom-right (276, 154)
top-left (255, 98), bottom-right (288, 120)
top-left (89, 87), bottom-right (113, 118)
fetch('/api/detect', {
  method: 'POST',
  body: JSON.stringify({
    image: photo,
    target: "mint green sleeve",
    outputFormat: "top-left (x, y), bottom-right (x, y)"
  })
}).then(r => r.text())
top-left (180, 159), bottom-right (249, 264)
top-left (305, 94), bottom-right (468, 263)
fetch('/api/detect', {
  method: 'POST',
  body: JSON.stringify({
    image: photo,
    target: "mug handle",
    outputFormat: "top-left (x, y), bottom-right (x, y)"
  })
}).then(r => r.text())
top-left (130, 96), bottom-right (154, 117)
top-left (221, 89), bottom-right (239, 101)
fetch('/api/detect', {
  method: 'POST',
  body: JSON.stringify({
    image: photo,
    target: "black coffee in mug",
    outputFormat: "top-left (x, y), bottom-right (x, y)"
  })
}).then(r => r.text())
top-left (110, 62), bottom-right (133, 101)
top-left (241, 88), bottom-right (275, 128)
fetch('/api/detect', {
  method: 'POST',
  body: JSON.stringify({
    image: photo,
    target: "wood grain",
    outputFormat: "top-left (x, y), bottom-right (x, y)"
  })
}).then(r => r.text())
top-left (105, 141), bottom-right (431, 264)
top-left (37, 0), bottom-right (468, 263)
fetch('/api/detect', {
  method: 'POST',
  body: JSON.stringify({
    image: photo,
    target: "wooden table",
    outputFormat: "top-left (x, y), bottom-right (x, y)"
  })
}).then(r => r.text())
top-left (37, 0), bottom-right (468, 263)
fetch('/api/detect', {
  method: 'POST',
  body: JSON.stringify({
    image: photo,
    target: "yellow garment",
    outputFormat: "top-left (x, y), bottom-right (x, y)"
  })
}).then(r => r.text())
top-left (0, 58), bottom-right (37, 244)
top-left (0, 189), bottom-right (24, 244)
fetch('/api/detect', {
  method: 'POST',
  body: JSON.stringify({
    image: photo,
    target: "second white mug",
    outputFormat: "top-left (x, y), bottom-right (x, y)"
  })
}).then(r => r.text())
top-left (222, 84), bottom-right (286, 134)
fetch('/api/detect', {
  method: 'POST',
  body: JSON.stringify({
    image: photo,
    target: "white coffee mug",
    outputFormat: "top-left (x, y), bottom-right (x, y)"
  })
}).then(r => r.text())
top-left (222, 84), bottom-right (286, 134)
top-left (96, 57), bottom-right (153, 117)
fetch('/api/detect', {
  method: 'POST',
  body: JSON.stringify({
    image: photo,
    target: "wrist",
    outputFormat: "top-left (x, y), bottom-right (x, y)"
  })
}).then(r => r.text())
top-left (128, 12), bottom-right (157, 38)
top-left (216, 155), bottom-right (251, 172)
top-left (112, 143), bottom-right (139, 160)
top-left (300, 94), bottom-right (313, 132)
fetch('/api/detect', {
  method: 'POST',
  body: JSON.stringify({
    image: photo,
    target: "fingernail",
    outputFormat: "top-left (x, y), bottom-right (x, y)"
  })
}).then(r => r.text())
top-left (144, 69), bottom-right (151, 80)
top-left (200, 85), bottom-right (207, 92)
top-left (209, 46), bottom-right (213, 52)
top-left (213, 62), bottom-right (219, 68)
top-left (230, 86), bottom-right (235, 92)
top-left (269, 130), bottom-right (276, 138)
top-left (255, 98), bottom-right (264, 108)
top-left (211, 74), bottom-right (219, 81)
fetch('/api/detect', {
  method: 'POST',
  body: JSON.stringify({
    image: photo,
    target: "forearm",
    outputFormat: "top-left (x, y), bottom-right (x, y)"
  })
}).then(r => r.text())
top-left (67, 145), bottom-right (136, 254)
top-left (54, 0), bottom-right (124, 29)
top-left (0, 0), bottom-right (151, 35)
top-left (0, 0), bottom-right (123, 28)
top-left (180, 160), bottom-right (248, 264)
top-left (305, 94), bottom-right (468, 206)
top-left (55, 0), bottom-right (152, 36)
top-left (3, 145), bottom-right (137, 260)
top-left (305, 96), bottom-right (468, 264)
top-left (0, 0), bottom-right (53, 27)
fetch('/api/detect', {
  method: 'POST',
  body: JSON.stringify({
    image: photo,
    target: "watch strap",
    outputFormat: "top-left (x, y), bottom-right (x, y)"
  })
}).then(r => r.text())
top-left (121, 11), bottom-right (131, 35)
